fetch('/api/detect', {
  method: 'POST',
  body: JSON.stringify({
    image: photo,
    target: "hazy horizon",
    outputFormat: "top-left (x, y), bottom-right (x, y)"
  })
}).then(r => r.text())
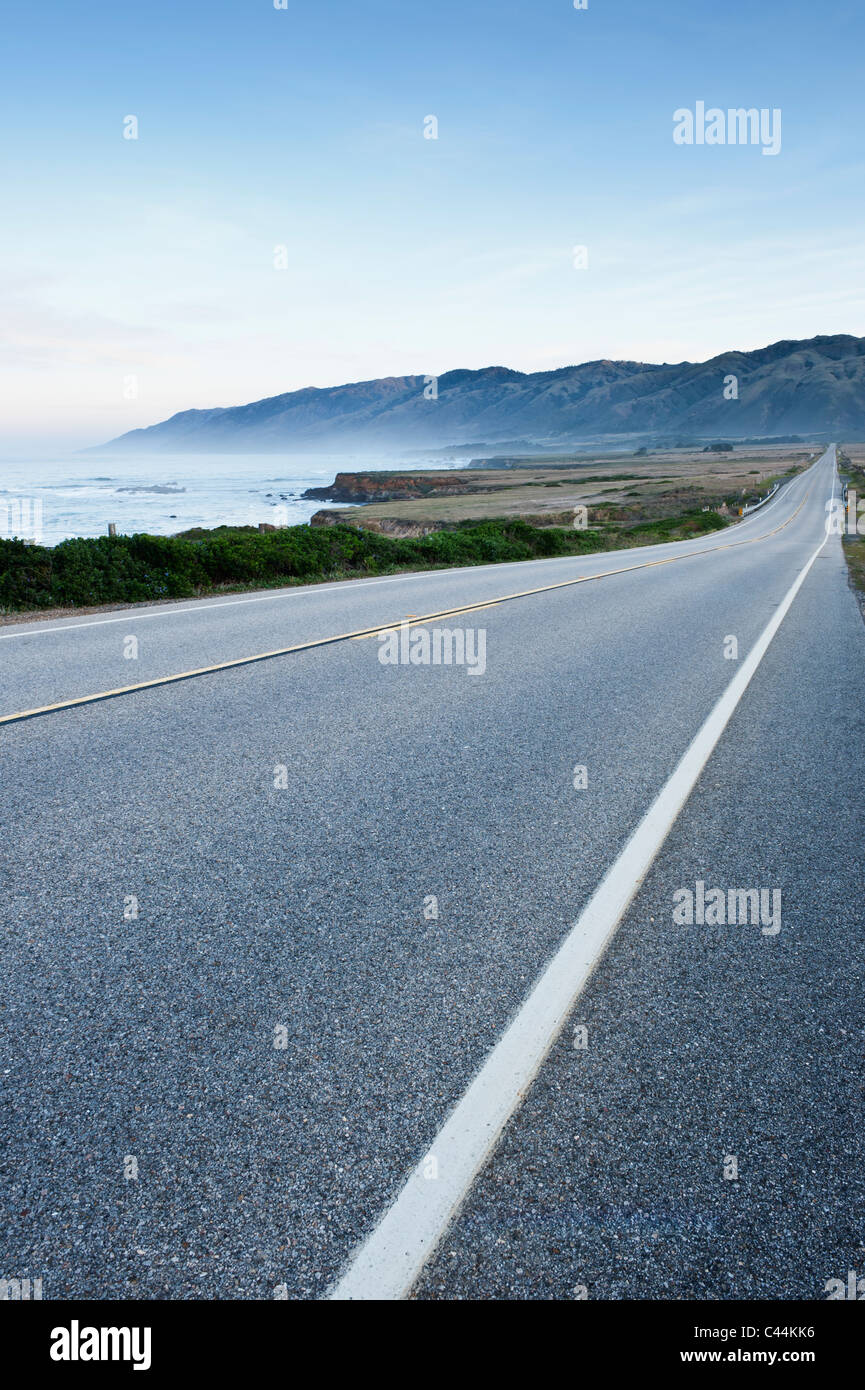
top-left (4, 0), bottom-right (865, 453)
top-left (2, 329), bottom-right (858, 462)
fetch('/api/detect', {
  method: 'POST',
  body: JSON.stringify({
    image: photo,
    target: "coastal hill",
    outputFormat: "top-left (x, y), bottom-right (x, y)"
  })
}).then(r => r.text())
top-left (96, 334), bottom-right (865, 453)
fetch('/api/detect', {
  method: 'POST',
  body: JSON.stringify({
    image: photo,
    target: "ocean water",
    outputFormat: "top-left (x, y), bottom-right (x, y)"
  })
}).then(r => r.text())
top-left (0, 453), bottom-right (387, 547)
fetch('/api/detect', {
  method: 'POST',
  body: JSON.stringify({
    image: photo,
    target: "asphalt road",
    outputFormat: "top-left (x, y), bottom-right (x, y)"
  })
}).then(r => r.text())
top-left (1, 444), bottom-right (862, 1300)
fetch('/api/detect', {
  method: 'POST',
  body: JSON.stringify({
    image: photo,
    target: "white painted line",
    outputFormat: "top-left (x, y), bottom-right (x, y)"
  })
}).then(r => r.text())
top-left (0, 454), bottom-right (820, 641)
top-left (0, 573), bottom-right (440, 638)
top-left (328, 450), bottom-right (836, 1301)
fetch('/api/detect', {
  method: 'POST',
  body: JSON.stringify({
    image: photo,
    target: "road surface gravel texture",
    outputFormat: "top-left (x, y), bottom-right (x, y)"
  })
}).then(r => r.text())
top-left (1, 446), bottom-right (861, 1299)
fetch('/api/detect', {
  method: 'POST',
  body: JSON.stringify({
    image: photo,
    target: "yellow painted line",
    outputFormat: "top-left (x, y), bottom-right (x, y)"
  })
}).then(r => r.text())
top-left (351, 481), bottom-right (813, 638)
top-left (0, 478), bottom-right (814, 727)
top-left (0, 619), bottom-right (417, 726)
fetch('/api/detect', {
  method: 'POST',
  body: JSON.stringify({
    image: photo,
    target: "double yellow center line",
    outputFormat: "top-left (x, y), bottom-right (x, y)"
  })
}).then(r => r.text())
top-left (0, 479), bottom-right (813, 727)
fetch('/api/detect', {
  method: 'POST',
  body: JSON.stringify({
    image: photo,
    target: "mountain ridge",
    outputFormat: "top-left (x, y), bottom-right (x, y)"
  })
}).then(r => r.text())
top-left (95, 334), bottom-right (865, 453)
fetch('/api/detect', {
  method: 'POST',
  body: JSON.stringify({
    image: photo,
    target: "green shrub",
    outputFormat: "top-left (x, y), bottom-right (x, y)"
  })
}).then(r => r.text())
top-left (0, 510), bottom-right (729, 613)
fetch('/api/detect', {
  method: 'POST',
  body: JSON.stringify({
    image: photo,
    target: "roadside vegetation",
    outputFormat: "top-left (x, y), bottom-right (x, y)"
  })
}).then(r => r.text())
top-left (306, 447), bottom-right (817, 532)
top-left (837, 447), bottom-right (865, 606)
top-left (0, 508), bottom-right (729, 614)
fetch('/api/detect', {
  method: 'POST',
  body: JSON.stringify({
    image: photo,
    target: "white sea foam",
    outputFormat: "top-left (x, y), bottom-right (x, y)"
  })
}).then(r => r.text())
top-left (0, 452), bottom-right (369, 545)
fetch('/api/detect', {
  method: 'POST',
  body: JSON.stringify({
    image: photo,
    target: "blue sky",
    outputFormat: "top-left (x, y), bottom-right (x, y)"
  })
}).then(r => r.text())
top-left (2, 0), bottom-right (864, 448)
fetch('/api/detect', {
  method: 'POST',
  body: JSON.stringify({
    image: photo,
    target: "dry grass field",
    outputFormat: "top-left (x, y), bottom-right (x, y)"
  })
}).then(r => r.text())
top-left (314, 444), bottom-right (821, 534)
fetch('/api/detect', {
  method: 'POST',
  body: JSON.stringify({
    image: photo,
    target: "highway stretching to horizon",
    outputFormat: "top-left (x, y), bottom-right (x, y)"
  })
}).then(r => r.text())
top-left (2, 443), bottom-right (863, 1300)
